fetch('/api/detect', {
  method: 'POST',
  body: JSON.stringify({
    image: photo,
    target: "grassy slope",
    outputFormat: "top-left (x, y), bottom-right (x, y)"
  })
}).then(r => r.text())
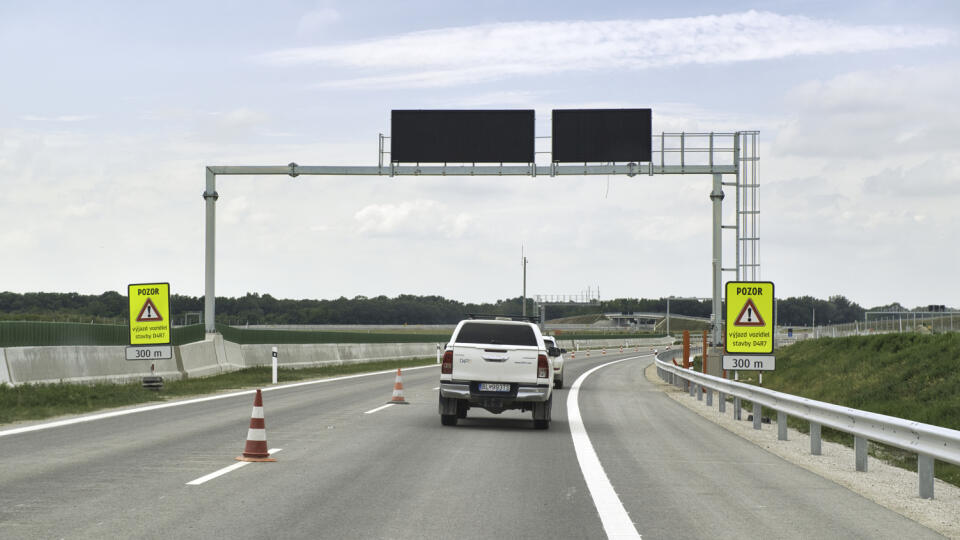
top-left (764, 333), bottom-right (960, 428)
top-left (736, 333), bottom-right (960, 485)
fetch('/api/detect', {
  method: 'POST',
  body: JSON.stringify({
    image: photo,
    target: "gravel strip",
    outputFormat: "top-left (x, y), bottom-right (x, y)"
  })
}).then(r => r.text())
top-left (644, 362), bottom-right (960, 539)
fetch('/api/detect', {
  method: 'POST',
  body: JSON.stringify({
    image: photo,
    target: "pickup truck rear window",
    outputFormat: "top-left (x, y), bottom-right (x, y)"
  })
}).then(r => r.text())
top-left (455, 323), bottom-right (538, 346)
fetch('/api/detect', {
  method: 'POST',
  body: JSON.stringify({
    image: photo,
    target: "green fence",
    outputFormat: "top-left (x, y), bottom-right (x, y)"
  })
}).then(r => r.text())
top-left (0, 322), bottom-right (206, 347)
top-left (0, 320), bottom-right (666, 347)
top-left (215, 324), bottom-right (452, 345)
top-left (211, 326), bottom-right (665, 345)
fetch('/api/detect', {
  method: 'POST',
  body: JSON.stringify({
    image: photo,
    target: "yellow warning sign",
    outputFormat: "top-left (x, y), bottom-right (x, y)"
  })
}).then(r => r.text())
top-left (725, 281), bottom-right (774, 354)
top-left (128, 283), bottom-right (171, 345)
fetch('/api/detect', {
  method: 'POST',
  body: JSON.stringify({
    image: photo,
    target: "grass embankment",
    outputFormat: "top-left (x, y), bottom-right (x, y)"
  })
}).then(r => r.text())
top-left (0, 357), bottom-right (437, 426)
top-left (730, 333), bottom-right (960, 486)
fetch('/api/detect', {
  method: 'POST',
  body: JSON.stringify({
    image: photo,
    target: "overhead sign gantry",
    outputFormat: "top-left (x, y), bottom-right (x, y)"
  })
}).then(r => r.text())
top-left (202, 109), bottom-right (760, 345)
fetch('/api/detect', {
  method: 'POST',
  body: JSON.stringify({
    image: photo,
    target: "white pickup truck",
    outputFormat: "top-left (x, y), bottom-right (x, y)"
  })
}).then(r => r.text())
top-left (438, 318), bottom-right (557, 429)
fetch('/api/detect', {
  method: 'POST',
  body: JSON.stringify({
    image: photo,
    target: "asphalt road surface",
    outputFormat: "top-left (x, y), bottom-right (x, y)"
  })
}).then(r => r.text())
top-left (0, 351), bottom-right (944, 539)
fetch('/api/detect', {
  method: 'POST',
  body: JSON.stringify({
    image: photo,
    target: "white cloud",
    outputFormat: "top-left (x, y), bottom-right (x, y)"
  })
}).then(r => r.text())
top-left (257, 11), bottom-right (953, 88)
top-left (354, 200), bottom-right (472, 238)
top-left (20, 114), bottom-right (96, 122)
top-left (449, 90), bottom-right (543, 108)
top-left (296, 6), bottom-right (341, 36)
top-left (214, 108), bottom-right (270, 130)
top-left (774, 64), bottom-right (960, 158)
top-left (864, 158), bottom-right (960, 198)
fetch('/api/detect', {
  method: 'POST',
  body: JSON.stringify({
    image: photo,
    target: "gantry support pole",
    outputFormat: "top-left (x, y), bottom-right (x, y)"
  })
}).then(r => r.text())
top-left (711, 173), bottom-right (724, 345)
top-left (203, 168), bottom-right (218, 334)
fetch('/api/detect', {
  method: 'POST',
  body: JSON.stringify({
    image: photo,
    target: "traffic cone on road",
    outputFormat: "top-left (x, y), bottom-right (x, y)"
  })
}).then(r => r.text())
top-left (388, 368), bottom-right (409, 404)
top-left (602, 348), bottom-right (606, 355)
top-left (236, 389), bottom-right (276, 462)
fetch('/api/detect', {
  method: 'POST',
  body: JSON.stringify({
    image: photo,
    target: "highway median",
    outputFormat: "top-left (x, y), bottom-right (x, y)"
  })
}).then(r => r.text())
top-left (0, 357), bottom-right (437, 426)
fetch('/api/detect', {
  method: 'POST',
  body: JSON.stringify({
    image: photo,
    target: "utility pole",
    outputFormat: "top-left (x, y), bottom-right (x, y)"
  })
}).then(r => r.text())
top-left (521, 246), bottom-right (528, 317)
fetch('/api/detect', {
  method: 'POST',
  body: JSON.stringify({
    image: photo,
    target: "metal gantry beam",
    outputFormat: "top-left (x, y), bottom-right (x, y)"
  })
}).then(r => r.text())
top-left (207, 163), bottom-right (737, 177)
top-left (202, 131), bottom-right (757, 335)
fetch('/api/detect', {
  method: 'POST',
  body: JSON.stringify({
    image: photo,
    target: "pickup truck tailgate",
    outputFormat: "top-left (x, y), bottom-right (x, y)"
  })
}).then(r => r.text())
top-left (452, 343), bottom-right (540, 383)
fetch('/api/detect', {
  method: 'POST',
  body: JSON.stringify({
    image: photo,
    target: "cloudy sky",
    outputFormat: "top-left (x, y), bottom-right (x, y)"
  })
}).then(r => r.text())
top-left (2, 1), bottom-right (958, 309)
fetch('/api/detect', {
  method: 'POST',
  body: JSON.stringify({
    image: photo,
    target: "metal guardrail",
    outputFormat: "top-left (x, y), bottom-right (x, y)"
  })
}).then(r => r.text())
top-left (654, 351), bottom-right (960, 500)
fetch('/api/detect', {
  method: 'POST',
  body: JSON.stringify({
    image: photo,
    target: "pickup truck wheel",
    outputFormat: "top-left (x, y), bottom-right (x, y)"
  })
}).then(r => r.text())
top-left (554, 374), bottom-right (564, 390)
top-left (456, 401), bottom-right (468, 418)
top-left (532, 396), bottom-right (552, 429)
top-left (441, 414), bottom-right (458, 426)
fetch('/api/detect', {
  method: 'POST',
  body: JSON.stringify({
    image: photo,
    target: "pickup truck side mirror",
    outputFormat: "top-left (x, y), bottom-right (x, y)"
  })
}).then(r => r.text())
top-left (560, 348), bottom-right (567, 354)
top-left (548, 346), bottom-right (560, 357)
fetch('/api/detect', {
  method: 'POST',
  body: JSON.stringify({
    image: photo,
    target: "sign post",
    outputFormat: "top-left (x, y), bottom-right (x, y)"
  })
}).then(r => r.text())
top-left (272, 347), bottom-right (278, 384)
top-left (127, 283), bottom-right (172, 361)
top-left (724, 281), bottom-right (775, 376)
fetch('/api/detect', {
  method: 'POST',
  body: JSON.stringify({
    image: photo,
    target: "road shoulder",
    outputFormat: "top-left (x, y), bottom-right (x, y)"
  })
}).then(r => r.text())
top-left (643, 361), bottom-right (960, 539)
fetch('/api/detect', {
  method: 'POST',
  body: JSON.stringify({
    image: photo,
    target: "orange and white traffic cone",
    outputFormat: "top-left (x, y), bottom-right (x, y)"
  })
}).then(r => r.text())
top-left (619, 346), bottom-right (623, 353)
top-left (388, 368), bottom-right (409, 404)
top-left (602, 348), bottom-right (606, 355)
top-left (236, 389), bottom-right (276, 462)
top-left (570, 351), bottom-right (575, 359)
top-left (586, 350), bottom-right (590, 357)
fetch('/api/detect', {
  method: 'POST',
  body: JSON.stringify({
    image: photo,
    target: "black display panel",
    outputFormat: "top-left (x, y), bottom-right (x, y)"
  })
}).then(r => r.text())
top-left (552, 109), bottom-right (652, 163)
top-left (391, 110), bottom-right (535, 163)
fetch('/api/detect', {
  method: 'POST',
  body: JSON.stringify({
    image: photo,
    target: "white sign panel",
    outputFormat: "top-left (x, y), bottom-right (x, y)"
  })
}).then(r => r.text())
top-left (126, 345), bottom-right (173, 361)
top-left (722, 355), bottom-right (775, 371)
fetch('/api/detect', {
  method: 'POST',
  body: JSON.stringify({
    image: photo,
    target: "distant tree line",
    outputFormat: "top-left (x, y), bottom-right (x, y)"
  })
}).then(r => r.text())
top-left (0, 290), bottom-right (929, 326)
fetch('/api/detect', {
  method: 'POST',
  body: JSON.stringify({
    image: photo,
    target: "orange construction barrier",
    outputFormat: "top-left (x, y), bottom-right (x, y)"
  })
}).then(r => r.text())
top-left (388, 368), bottom-right (409, 404)
top-left (236, 389), bottom-right (276, 462)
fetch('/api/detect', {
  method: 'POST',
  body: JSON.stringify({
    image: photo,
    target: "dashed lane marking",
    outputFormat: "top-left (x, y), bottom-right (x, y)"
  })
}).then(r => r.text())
top-left (186, 448), bottom-right (283, 486)
top-left (364, 404), bottom-right (394, 415)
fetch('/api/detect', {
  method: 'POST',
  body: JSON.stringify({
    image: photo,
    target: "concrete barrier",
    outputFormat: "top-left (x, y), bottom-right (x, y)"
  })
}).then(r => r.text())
top-left (0, 337), bottom-right (438, 385)
top-left (3, 345), bottom-right (181, 385)
top-left (0, 334), bottom-right (673, 385)
top-left (557, 337), bottom-right (674, 351)
top-left (0, 349), bottom-right (11, 385)
top-left (178, 339), bottom-right (221, 378)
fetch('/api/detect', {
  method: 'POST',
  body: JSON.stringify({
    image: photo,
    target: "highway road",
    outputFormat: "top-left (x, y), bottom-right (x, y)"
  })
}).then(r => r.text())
top-left (0, 352), bottom-right (944, 539)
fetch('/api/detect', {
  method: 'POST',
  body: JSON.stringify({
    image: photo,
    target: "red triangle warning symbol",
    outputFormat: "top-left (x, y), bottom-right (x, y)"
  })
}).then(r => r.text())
top-left (136, 298), bottom-right (163, 322)
top-left (734, 298), bottom-right (765, 327)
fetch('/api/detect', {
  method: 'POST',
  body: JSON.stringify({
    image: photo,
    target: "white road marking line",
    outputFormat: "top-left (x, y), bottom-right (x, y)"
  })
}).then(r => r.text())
top-left (186, 448), bottom-right (283, 486)
top-left (364, 404), bottom-right (394, 415)
top-left (0, 364), bottom-right (438, 438)
top-left (568, 357), bottom-right (643, 539)
top-left (432, 386), bottom-right (439, 391)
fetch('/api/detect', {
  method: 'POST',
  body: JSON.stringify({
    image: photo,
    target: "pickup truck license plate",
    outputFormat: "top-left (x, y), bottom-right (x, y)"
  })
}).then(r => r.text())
top-left (478, 383), bottom-right (511, 392)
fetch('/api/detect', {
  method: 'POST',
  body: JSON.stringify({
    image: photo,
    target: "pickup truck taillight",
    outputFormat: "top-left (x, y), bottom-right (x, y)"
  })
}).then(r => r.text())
top-left (537, 354), bottom-right (549, 378)
top-left (441, 350), bottom-right (453, 374)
